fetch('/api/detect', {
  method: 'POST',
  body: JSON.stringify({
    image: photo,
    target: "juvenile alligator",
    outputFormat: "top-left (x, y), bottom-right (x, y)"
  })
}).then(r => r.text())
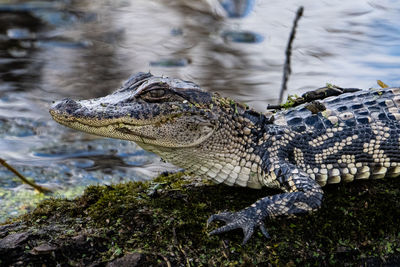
top-left (49, 73), bottom-right (400, 244)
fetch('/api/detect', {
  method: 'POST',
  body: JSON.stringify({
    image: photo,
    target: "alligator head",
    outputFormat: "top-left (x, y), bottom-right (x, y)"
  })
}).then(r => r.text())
top-left (50, 72), bottom-right (266, 188)
top-left (50, 72), bottom-right (219, 147)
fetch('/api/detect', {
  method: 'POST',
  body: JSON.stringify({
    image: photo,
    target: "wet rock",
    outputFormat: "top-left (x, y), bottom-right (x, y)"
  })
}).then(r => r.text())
top-left (106, 253), bottom-right (144, 267)
top-left (30, 243), bottom-right (58, 255)
top-left (72, 233), bottom-right (87, 245)
top-left (0, 223), bottom-right (21, 238)
top-left (0, 231), bottom-right (30, 250)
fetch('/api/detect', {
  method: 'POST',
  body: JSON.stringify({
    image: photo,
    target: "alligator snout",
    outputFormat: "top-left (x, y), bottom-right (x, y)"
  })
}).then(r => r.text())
top-left (50, 98), bottom-right (82, 115)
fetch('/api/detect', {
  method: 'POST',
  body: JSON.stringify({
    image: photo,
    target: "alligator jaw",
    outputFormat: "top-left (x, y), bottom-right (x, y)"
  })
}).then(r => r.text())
top-left (49, 97), bottom-right (216, 148)
top-left (49, 107), bottom-right (158, 143)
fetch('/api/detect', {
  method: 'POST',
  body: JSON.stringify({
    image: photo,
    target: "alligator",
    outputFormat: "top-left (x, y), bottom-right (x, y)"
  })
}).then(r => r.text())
top-left (49, 72), bottom-right (400, 244)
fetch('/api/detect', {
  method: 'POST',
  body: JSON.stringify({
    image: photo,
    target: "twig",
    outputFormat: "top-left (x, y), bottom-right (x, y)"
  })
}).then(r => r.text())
top-left (158, 254), bottom-right (172, 267)
top-left (279, 6), bottom-right (304, 104)
top-left (172, 226), bottom-right (178, 245)
top-left (0, 158), bottom-right (52, 194)
top-left (178, 244), bottom-right (191, 267)
top-left (221, 240), bottom-right (229, 259)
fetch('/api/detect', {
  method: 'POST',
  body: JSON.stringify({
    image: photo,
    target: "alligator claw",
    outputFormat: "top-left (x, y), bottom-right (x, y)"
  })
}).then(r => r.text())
top-left (207, 211), bottom-right (270, 245)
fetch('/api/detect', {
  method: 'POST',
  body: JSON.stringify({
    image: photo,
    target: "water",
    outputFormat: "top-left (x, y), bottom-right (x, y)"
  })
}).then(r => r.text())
top-left (0, 0), bottom-right (399, 222)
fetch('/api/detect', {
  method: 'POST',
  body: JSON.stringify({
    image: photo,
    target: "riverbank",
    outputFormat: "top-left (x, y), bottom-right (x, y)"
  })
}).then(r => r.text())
top-left (1, 172), bottom-right (400, 266)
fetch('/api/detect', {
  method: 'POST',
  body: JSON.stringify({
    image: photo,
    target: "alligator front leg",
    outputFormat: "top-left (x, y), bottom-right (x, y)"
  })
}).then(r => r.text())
top-left (207, 164), bottom-right (324, 244)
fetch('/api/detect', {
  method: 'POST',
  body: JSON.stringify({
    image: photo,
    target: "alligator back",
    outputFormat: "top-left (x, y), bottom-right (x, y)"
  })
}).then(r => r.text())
top-left (272, 88), bottom-right (400, 186)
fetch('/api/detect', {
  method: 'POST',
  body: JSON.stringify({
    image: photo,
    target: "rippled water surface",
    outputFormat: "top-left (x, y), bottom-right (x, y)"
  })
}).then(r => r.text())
top-left (0, 0), bottom-right (399, 221)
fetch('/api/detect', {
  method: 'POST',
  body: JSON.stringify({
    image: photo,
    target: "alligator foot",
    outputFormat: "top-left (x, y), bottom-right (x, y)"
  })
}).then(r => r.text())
top-left (207, 209), bottom-right (270, 245)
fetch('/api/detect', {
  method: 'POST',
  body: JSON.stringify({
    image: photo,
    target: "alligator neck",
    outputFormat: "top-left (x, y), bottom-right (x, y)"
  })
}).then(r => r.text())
top-left (138, 106), bottom-right (274, 189)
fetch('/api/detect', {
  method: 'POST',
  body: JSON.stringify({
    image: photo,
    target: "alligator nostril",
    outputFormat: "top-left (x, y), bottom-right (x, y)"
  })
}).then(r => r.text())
top-left (64, 99), bottom-right (82, 114)
top-left (63, 98), bottom-right (81, 108)
top-left (50, 98), bottom-right (82, 114)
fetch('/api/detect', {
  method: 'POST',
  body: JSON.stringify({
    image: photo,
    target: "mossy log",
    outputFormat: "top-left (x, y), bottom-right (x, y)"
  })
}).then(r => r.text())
top-left (1, 172), bottom-right (400, 266)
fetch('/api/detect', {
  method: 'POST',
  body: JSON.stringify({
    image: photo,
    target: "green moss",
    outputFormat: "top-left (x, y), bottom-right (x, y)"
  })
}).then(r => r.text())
top-left (212, 95), bottom-right (248, 112)
top-left (5, 172), bottom-right (400, 265)
top-left (280, 94), bottom-right (302, 109)
top-left (326, 83), bottom-right (335, 89)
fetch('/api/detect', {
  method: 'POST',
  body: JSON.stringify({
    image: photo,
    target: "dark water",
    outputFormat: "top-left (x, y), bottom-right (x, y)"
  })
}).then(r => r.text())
top-left (0, 0), bottom-right (399, 221)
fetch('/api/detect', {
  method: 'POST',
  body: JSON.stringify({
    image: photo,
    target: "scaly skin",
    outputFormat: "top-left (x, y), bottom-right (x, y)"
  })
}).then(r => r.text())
top-left (50, 72), bottom-right (400, 244)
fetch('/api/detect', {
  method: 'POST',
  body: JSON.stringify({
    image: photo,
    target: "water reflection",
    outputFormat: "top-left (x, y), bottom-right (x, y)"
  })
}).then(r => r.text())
top-left (219, 0), bottom-right (255, 18)
top-left (221, 30), bottom-right (264, 43)
top-left (0, 0), bottom-right (399, 221)
top-left (150, 58), bottom-right (190, 67)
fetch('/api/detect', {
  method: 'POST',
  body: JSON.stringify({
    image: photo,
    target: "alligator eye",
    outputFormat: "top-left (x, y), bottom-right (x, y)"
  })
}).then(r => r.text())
top-left (138, 86), bottom-right (186, 103)
top-left (148, 89), bottom-right (166, 98)
top-left (139, 88), bottom-right (169, 102)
